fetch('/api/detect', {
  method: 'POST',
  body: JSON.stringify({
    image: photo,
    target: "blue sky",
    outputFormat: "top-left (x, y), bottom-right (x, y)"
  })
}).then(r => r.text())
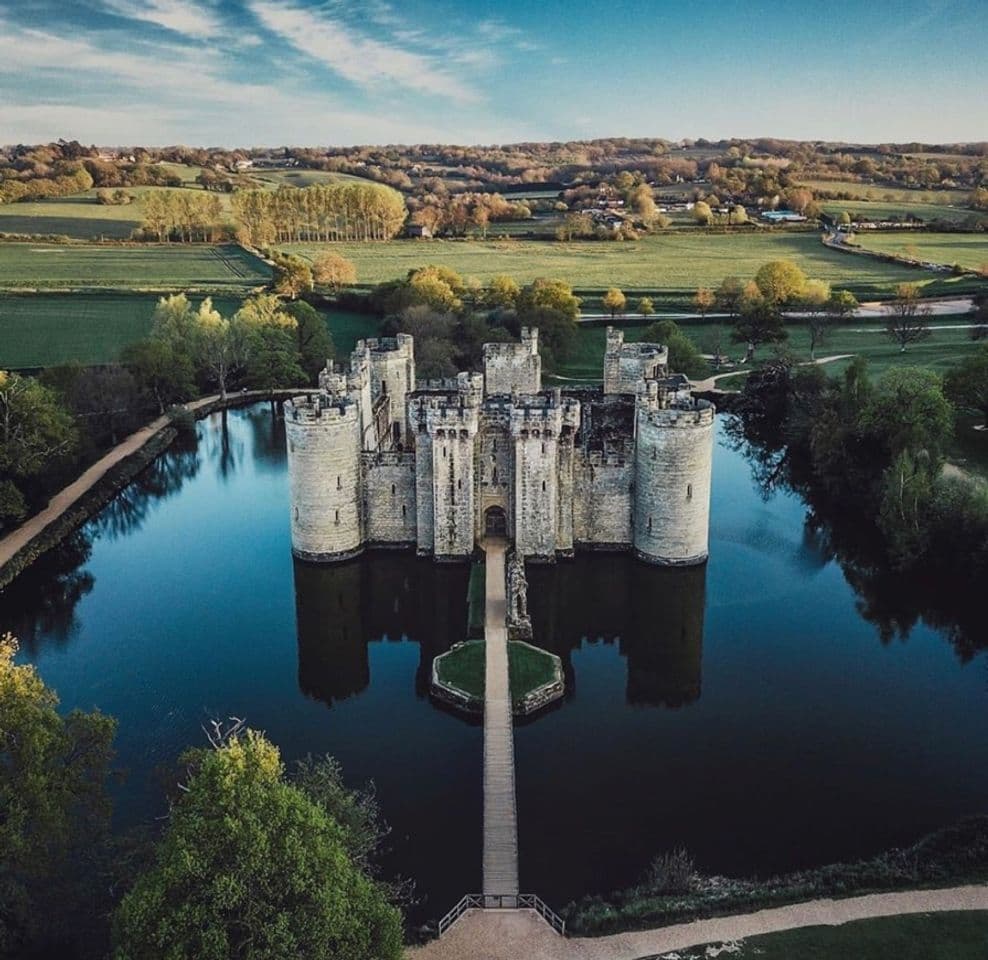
top-left (0, 0), bottom-right (985, 146)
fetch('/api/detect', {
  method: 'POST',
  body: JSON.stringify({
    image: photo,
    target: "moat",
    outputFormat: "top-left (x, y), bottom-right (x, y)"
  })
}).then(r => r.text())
top-left (4, 403), bottom-right (988, 924)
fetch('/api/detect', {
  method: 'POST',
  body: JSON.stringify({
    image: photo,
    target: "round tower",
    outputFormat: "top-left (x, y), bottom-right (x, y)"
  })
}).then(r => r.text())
top-left (286, 394), bottom-right (363, 561)
top-left (633, 386), bottom-right (715, 565)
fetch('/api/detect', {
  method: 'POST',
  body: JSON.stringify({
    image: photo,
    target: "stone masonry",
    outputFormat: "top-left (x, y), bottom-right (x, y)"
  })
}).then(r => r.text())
top-left (286, 326), bottom-right (715, 565)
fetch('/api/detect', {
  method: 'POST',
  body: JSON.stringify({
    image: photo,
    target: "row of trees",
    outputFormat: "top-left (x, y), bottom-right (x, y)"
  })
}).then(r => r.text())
top-left (408, 191), bottom-right (531, 237)
top-left (0, 294), bottom-right (333, 531)
top-left (0, 638), bottom-right (403, 958)
top-left (141, 189), bottom-right (226, 242)
top-left (0, 164), bottom-right (93, 203)
top-left (233, 183), bottom-right (407, 245)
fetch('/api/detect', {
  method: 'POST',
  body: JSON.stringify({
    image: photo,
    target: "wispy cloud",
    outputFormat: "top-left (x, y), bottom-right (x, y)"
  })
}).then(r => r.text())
top-left (100, 0), bottom-right (225, 40)
top-left (247, 0), bottom-right (479, 103)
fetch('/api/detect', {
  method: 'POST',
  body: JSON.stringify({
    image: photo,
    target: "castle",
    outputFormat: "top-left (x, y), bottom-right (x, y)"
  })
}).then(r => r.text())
top-left (285, 327), bottom-right (715, 565)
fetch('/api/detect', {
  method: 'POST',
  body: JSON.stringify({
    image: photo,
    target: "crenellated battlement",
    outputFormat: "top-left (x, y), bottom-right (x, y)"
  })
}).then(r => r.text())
top-left (287, 324), bottom-right (714, 565)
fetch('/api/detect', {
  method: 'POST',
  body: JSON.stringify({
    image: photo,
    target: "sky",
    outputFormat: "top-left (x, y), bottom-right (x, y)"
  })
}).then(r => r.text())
top-left (0, 0), bottom-right (985, 147)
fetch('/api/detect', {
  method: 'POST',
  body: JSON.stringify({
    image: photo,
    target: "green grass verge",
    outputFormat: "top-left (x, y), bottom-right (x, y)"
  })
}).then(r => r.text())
top-left (508, 642), bottom-right (558, 701)
top-left (435, 641), bottom-right (486, 700)
top-left (0, 242), bottom-right (270, 291)
top-left (671, 912), bottom-right (988, 960)
top-left (467, 560), bottom-right (485, 639)
top-left (555, 317), bottom-right (985, 383)
top-left (281, 232), bottom-right (962, 301)
top-left (853, 232), bottom-right (988, 271)
top-left (0, 293), bottom-right (380, 369)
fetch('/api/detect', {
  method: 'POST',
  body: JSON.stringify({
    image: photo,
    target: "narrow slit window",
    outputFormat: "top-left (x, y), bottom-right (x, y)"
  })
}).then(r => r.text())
top-left (648, 516), bottom-right (652, 533)
top-left (336, 475), bottom-right (342, 490)
top-left (687, 483), bottom-right (693, 500)
top-left (542, 479), bottom-right (546, 492)
top-left (401, 504), bottom-right (406, 518)
top-left (391, 483), bottom-right (396, 495)
top-left (334, 509), bottom-right (340, 524)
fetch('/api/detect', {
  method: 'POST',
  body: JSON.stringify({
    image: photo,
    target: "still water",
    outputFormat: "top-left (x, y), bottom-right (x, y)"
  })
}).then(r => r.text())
top-left (4, 403), bottom-right (987, 920)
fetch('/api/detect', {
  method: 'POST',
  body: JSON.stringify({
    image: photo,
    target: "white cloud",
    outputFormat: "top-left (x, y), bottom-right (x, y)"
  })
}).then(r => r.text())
top-left (247, 0), bottom-right (479, 103)
top-left (100, 0), bottom-right (225, 40)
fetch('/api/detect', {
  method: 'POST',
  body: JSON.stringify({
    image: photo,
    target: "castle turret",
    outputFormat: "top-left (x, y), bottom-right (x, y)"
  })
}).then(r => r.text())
top-left (604, 326), bottom-right (668, 395)
top-left (633, 381), bottom-right (714, 565)
top-left (483, 326), bottom-right (541, 395)
top-left (286, 393), bottom-right (363, 561)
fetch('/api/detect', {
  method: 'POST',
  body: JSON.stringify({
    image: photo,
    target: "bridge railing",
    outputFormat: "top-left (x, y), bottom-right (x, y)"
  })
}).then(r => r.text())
top-left (436, 893), bottom-right (566, 937)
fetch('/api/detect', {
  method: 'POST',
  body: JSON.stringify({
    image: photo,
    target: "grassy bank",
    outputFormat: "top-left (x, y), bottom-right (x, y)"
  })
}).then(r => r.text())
top-left (853, 232), bottom-right (988, 271)
top-left (672, 912), bottom-right (988, 960)
top-left (561, 816), bottom-right (988, 937)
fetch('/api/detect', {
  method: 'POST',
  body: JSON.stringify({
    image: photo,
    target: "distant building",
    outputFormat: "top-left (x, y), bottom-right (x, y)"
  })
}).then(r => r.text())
top-left (406, 224), bottom-right (433, 238)
top-left (760, 210), bottom-right (808, 223)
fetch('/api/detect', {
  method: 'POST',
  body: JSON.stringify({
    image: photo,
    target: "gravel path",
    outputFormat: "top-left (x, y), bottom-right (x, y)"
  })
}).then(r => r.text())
top-left (409, 885), bottom-right (988, 959)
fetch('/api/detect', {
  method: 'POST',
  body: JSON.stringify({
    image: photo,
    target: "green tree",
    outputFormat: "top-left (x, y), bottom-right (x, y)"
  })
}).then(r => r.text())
top-left (235, 295), bottom-right (305, 390)
top-left (0, 371), bottom-right (78, 527)
top-left (273, 254), bottom-right (314, 301)
top-left (884, 282), bottom-right (932, 352)
top-left (285, 301), bottom-right (335, 383)
top-left (112, 731), bottom-right (402, 960)
top-left (121, 338), bottom-right (197, 414)
top-left (944, 346), bottom-right (988, 427)
top-left (483, 274), bottom-right (520, 309)
top-left (194, 301), bottom-right (241, 400)
top-left (732, 300), bottom-right (787, 361)
top-left (1, 633), bottom-right (116, 958)
top-left (516, 279), bottom-right (581, 371)
top-left (636, 296), bottom-right (655, 318)
top-left (800, 278), bottom-right (832, 360)
top-left (641, 320), bottom-right (709, 379)
top-left (715, 276), bottom-right (743, 319)
top-left (754, 260), bottom-right (808, 305)
top-left (603, 287), bottom-right (627, 318)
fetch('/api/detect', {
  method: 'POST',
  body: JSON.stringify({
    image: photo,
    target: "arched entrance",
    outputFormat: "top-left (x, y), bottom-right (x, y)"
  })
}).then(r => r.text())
top-left (484, 506), bottom-right (507, 538)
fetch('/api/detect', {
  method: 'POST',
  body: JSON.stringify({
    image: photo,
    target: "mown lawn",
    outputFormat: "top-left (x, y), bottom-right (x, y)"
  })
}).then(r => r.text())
top-left (282, 232), bottom-right (966, 302)
top-left (0, 242), bottom-right (270, 291)
top-left (435, 641), bottom-right (485, 699)
top-left (668, 911), bottom-right (988, 960)
top-left (508, 642), bottom-right (558, 704)
top-left (553, 316), bottom-right (984, 382)
top-left (0, 293), bottom-right (379, 369)
top-left (853, 231), bottom-right (988, 271)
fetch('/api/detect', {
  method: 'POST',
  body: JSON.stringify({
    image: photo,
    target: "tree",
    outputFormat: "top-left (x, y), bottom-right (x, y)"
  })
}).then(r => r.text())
top-left (235, 298), bottom-right (305, 391)
top-left (312, 252), bottom-right (357, 292)
top-left (516, 279), bottom-right (581, 371)
top-left (732, 300), bottom-right (788, 361)
top-left (884, 282), bottom-right (932, 352)
top-left (273, 254), bottom-right (314, 301)
top-left (944, 346), bottom-right (988, 427)
top-left (483, 274), bottom-right (520, 309)
top-left (729, 204), bottom-right (747, 225)
top-left (0, 371), bottom-right (77, 527)
top-left (121, 338), bottom-right (197, 414)
top-left (641, 320), bottom-right (709, 379)
top-left (693, 287), bottom-right (715, 319)
top-left (715, 277), bottom-right (743, 319)
top-left (636, 296), bottom-right (654, 318)
top-left (603, 287), bottom-right (627, 318)
top-left (112, 730), bottom-right (402, 960)
top-left (194, 300), bottom-right (241, 400)
top-left (1, 633), bottom-right (116, 958)
top-left (800, 278), bottom-right (832, 360)
top-left (285, 301), bottom-right (335, 383)
top-left (754, 260), bottom-right (808, 305)
top-left (692, 201), bottom-right (713, 225)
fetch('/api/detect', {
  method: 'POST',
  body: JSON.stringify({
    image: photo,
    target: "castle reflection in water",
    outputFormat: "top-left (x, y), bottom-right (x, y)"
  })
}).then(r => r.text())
top-left (292, 553), bottom-right (705, 712)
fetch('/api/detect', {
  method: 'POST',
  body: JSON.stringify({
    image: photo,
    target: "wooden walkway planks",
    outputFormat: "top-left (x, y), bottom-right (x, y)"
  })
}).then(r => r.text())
top-left (482, 538), bottom-right (519, 898)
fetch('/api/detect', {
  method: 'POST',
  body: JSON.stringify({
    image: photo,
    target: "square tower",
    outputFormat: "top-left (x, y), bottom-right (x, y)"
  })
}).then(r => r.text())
top-left (483, 327), bottom-right (541, 396)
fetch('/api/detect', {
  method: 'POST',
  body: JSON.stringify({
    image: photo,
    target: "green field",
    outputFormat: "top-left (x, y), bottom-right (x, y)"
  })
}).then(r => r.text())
top-left (282, 233), bottom-right (963, 301)
top-left (801, 178), bottom-right (971, 206)
top-left (673, 911), bottom-right (988, 960)
top-left (554, 316), bottom-right (984, 382)
top-left (0, 193), bottom-right (144, 239)
top-left (250, 168), bottom-right (370, 189)
top-left (820, 199), bottom-right (979, 225)
top-left (853, 232), bottom-right (988, 271)
top-left (0, 242), bottom-right (270, 291)
top-left (0, 293), bottom-right (379, 369)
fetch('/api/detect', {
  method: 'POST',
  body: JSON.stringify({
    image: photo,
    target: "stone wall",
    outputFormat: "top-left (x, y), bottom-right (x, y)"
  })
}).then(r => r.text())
top-left (603, 327), bottom-right (668, 395)
top-left (363, 452), bottom-right (417, 546)
top-left (572, 451), bottom-right (633, 547)
top-left (286, 395), bottom-right (363, 560)
top-left (483, 326), bottom-right (541, 395)
top-left (633, 395), bottom-right (715, 565)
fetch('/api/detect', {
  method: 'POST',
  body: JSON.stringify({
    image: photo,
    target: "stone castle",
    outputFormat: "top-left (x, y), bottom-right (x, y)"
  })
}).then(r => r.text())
top-left (285, 326), bottom-right (715, 565)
